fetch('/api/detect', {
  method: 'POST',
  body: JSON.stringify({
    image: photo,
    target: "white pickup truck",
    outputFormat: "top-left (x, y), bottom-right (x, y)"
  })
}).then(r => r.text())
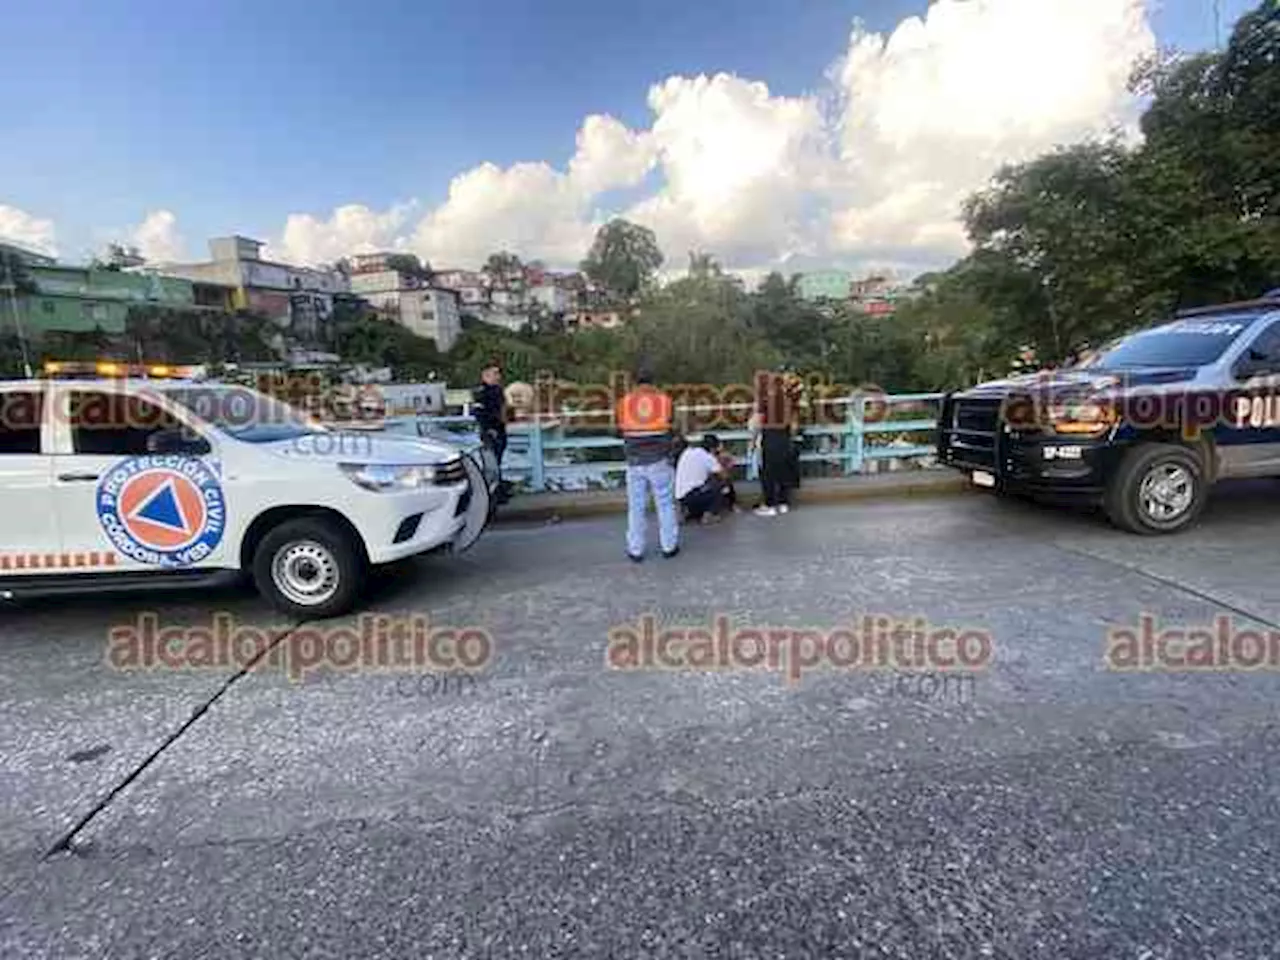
top-left (0, 376), bottom-right (491, 618)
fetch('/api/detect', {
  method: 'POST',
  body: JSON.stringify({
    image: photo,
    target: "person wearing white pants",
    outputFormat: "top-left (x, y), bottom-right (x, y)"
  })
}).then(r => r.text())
top-left (625, 458), bottom-right (679, 559)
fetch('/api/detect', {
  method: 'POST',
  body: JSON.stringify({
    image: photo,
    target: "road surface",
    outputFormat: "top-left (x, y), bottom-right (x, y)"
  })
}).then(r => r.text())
top-left (4, 485), bottom-right (1280, 957)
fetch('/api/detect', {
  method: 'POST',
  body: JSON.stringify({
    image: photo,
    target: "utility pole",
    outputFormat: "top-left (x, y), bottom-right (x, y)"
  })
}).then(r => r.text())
top-left (1214, 0), bottom-right (1222, 50)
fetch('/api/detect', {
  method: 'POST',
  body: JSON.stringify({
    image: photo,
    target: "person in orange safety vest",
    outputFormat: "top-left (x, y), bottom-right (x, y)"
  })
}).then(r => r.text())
top-left (616, 367), bottom-right (679, 561)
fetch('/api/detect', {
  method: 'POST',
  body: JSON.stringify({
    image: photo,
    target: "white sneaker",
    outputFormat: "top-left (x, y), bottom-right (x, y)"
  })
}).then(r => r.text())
top-left (754, 506), bottom-right (778, 517)
top-left (778, 504), bottom-right (790, 514)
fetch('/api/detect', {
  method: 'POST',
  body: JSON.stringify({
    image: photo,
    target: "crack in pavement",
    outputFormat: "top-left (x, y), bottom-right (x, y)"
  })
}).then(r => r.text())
top-left (1051, 541), bottom-right (1280, 631)
top-left (26, 534), bottom-right (1269, 862)
top-left (41, 622), bottom-right (301, 860)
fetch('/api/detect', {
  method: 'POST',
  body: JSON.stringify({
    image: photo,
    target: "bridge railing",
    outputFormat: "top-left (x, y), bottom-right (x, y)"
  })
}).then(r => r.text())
top-left (384, 392), bottom-right (944, 493)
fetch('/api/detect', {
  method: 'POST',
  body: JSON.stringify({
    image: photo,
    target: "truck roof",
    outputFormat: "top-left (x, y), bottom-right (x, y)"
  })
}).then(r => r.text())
top-left (0, 378), bottom-right (222, 391)
top-left (1174, 293), bottom-right (1280, 319)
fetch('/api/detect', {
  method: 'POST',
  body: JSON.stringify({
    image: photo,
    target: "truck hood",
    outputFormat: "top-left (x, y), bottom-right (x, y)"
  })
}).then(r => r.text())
top-left (956, 366), bottom-right (1200, 399)
top-left (261, 430), bottom-right (462, 465)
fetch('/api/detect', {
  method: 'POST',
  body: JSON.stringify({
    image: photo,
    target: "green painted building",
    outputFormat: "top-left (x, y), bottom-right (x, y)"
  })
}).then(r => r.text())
top-left (796, 270), bottom-right (852, 302)
top-left (13, 265), bottom-right (197, 335)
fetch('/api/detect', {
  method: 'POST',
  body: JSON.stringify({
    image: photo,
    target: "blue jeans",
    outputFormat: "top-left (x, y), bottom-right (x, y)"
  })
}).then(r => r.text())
top-left (625, 460), bottom-right (679, 557)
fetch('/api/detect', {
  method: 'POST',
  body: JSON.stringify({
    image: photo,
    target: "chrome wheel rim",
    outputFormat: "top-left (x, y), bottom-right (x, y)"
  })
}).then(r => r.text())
top-left (1138, 463), bottom-right (1194, 522)
top-left (272, 540), bottom-right (340, 607)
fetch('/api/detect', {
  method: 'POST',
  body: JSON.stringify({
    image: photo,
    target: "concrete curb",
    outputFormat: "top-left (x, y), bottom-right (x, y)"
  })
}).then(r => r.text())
top-left (492, 472), bottom-right (972, 525)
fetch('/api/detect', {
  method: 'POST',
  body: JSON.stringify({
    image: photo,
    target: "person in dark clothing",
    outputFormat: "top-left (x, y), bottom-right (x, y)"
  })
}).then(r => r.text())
top-left (758, 429), bottom-right (796, 513)
top-left (473, 363), bottom-right (510, 500)
top-left (753, 369), bottom-right (802, 516)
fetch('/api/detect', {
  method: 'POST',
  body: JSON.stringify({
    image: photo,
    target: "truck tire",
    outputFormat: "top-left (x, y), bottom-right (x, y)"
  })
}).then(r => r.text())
top-left (252, 516), bottom-right (365, 619)
top-left (1104, 443), bottom-right (1208, 535)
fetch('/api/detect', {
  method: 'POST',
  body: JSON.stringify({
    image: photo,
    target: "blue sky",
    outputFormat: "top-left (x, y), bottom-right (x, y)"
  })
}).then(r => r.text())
top-left (0, 0), bottom-right (1259, 270)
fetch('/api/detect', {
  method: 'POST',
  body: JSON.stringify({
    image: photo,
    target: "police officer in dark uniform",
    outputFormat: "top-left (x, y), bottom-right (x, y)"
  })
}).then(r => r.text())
top-left (473, 362), bottom-right (510, 502)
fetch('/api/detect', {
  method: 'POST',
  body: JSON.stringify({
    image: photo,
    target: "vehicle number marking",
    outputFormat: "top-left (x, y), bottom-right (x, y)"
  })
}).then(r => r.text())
top-left (1043, 446), bottom-right (1083, 460)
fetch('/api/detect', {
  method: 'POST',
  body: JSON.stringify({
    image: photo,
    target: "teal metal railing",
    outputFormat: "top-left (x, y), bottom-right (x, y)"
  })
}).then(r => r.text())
top-left (384, 392), bottom-right (943, 493)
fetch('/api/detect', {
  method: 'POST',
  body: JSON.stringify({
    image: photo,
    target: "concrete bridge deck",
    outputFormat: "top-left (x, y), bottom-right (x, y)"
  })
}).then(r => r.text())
top-left (4, 483), bottom-right (1280, 956)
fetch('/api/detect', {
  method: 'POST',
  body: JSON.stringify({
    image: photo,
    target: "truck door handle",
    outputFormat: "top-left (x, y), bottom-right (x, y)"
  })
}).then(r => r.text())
top-left (57, 472), bottom-right (100, 482)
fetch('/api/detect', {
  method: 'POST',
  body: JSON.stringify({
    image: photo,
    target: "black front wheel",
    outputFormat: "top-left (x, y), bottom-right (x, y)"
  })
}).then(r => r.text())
top-left (252, 516), bottom-right (366, 619)
top-left (1104, 444), bottom-right (1208, 535)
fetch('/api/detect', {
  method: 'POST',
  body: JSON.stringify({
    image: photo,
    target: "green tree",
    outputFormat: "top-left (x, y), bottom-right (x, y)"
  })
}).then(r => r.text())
top-left (880, 264), bottom-right (1005, 389)
top-left (624, 252), bottom-right (775, 384)
top-left (124, 305), bottom-right (277, 364)
top-left (962, 141), bottom-right (1157, 361)
top-left (751, 270), bottom-right (837, 370)
top-left (385, 253), bottom-right (433, 285)
top-left (581, 219), bottom-right (663, 302)
top-left (482, 252), bottom-right (524, 287)
top-left (89, 243), bottom-right (144, 272)
top-left (935, 1), bottom-right (1280, 375)
top-left (1138, 3), bottom-right (1279, 225)
top-left (333, 313), bottom-right (445, 381)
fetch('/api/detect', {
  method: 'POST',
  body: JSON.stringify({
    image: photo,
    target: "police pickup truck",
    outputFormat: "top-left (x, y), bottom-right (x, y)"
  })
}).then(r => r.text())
top-left (937, 291), bottom-right (1280, 534)
top-left (0, 370), bottom-right (492, 617)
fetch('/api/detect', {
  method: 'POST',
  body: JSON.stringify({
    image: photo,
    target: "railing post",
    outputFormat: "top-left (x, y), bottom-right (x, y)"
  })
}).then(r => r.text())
top-left (847, 394), bottom-right (865, 475)
top-left (528, 415), bottom-right (546, 492)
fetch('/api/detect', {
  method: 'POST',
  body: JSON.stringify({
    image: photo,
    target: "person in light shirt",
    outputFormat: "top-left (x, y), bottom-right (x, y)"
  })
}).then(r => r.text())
top-left (675, 433), bottom-right (729, 524)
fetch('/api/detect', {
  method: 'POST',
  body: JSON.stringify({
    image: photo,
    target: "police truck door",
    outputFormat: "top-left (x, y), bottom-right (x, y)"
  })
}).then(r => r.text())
top-left (1227, 320), bottom-right (1280, 477)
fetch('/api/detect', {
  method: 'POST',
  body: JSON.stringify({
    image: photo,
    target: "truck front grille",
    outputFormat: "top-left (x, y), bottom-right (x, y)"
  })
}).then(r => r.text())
top-left (943, 397), bottom-right (1002, 469)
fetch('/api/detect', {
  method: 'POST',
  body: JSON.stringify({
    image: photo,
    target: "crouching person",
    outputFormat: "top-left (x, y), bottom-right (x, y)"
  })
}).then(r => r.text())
top-left (676, 433), bottom-right (730, 524)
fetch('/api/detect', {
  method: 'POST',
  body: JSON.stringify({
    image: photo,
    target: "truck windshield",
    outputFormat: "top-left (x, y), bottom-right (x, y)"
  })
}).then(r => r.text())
top-left (165, 386), bottom-right (329, 443)
top-left (1081, 317), bottom-right (1254, 369)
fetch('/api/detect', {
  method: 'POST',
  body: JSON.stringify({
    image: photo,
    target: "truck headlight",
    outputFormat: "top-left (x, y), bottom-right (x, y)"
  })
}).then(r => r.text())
top-left (1047, 400), bottom-right (1116, 436)
top-left (339, 463), bottom-right (436, 492)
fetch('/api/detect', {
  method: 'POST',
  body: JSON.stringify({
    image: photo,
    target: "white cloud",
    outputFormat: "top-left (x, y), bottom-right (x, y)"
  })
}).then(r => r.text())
top-left (411, 162), bottom-right (591, 269)
top-left (568, 114), bottom-right (657, 197)
top-left (271, 202), bottom-right (416, 266)
top-left (0, 204), bottom-right (57, 256)
top-left (130, 209), bottom-right (186, 263)
top-left (411, 113), bottom-right (656, 269)
top-left (827, 0), bottom-right (1153, 259)
top-left (264, 0), bottom-right (1157, 275)
top-left (625, 74), bottom-right (830, 267)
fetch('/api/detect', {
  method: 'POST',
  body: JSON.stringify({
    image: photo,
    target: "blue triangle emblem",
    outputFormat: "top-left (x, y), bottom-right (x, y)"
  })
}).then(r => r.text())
top-left (133, 481), bottom-right (188, 532)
